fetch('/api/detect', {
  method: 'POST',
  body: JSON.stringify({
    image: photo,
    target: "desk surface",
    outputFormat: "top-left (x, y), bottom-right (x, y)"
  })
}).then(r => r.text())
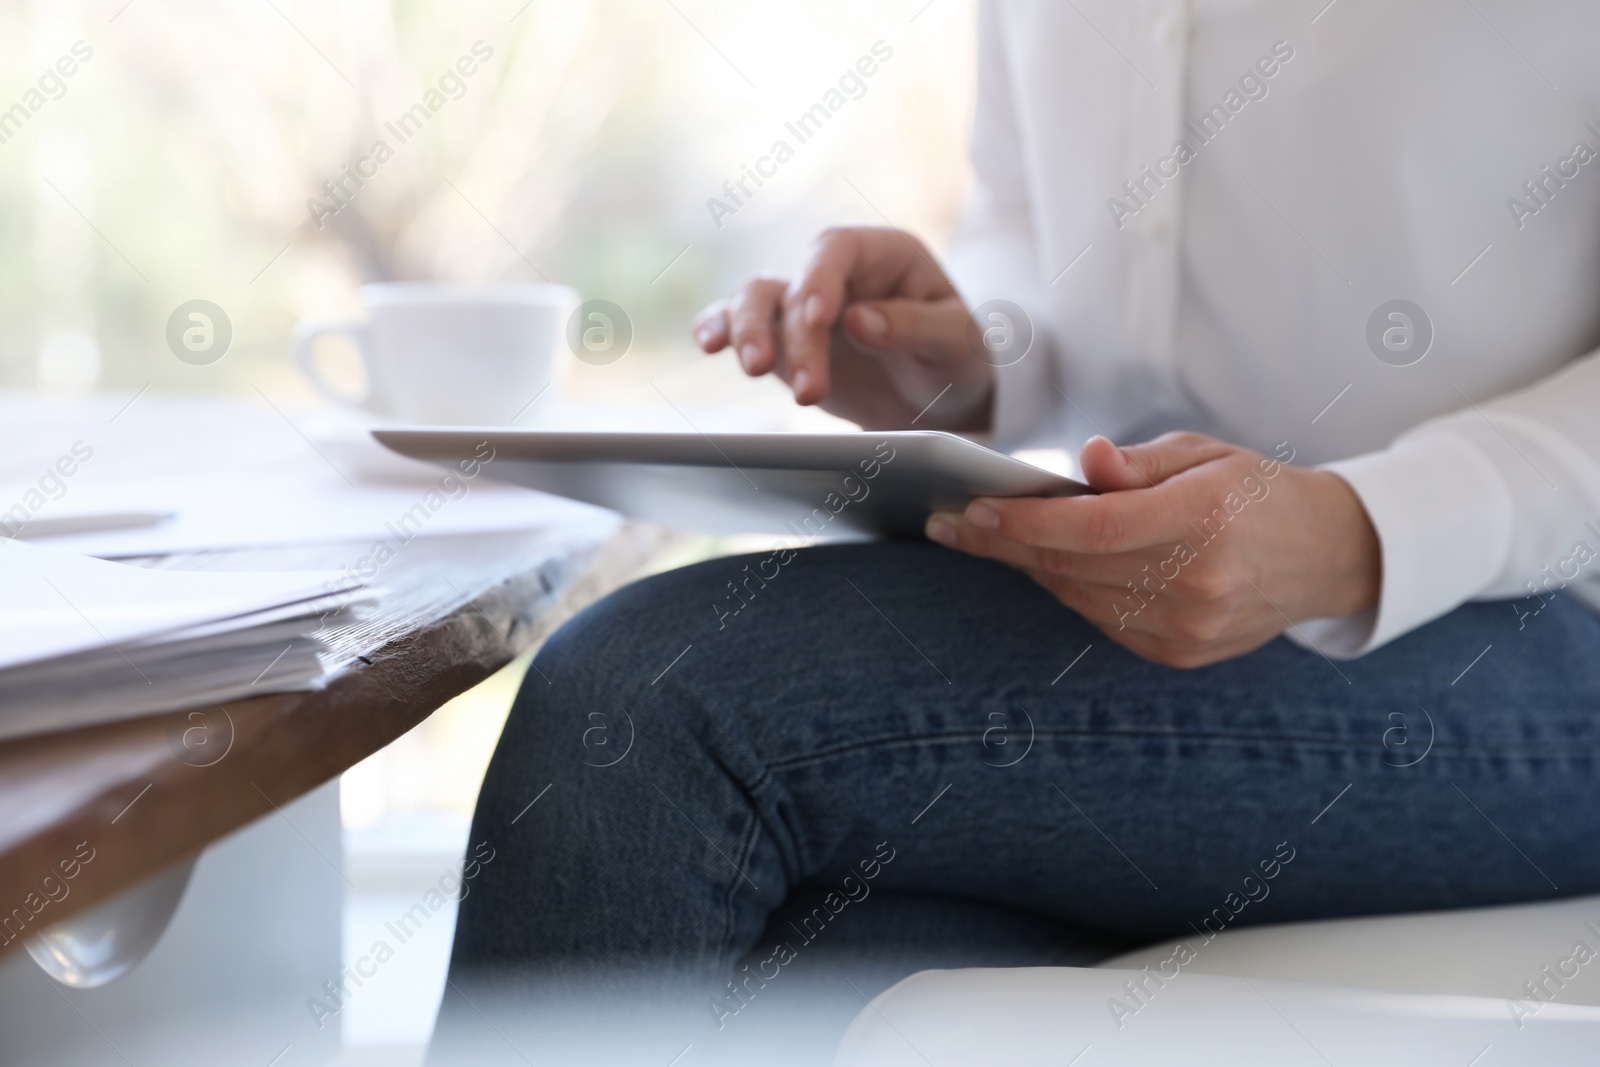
top-left (0, 521), bottom-right (674, 956)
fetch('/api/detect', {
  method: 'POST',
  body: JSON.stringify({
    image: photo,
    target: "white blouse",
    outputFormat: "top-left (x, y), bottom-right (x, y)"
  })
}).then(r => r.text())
top-left (949, 0), bottom-right (1600, 656)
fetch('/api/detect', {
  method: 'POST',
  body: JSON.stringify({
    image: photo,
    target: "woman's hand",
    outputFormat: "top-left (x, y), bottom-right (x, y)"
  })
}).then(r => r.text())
top-left (925, 433), bottom-right (1382, 668)
top-left (692, 226), bottom-right (995, 432)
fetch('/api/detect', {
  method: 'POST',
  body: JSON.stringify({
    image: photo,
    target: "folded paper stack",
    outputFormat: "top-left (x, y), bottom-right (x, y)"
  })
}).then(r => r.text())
top-left (0, 539), bottom-right (370, 741)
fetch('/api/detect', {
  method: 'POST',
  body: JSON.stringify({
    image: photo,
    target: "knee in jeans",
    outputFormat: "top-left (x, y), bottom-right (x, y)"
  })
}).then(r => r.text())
top-left (537, 561), bottom-right (721, 677)
top-left (519, 558), bottom-right (736, 733)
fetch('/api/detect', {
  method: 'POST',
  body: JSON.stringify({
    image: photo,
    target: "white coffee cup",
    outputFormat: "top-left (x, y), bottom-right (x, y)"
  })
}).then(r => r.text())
top-left (293, 282), bottom-right (577, 424)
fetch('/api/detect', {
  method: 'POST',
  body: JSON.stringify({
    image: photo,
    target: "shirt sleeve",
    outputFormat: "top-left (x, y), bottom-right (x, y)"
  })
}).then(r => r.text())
top-left (942, 0), bottom-right (1059, 451)
top-left (1293, 347), bottom-right (1600, 657)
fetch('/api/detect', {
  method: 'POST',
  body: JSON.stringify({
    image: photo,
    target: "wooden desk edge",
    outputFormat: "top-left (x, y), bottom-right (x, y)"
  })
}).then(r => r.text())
top-left (0, 521), bottom-right (678, 958)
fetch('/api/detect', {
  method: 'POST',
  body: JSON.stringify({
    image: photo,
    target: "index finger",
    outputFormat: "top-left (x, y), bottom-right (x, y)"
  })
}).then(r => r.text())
top-left (781, 231), bottom-right (862, 405)
top-left (784, 227), bottom-right (955, 404)
top-left (967, 483), bottom-right (1204, 555)
top-left (692, 299), bottom-right (730, 352)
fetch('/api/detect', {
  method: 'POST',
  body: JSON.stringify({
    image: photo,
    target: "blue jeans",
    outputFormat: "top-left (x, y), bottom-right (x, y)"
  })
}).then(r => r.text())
top-left (431, 542), bottom-right (1600, 1064)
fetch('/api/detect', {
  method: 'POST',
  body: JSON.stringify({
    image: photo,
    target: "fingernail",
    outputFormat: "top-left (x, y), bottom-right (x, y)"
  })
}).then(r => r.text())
top-left (855, 306), bottom-right (888, 338)
top-left (804, 293), bottom-right (826, 326)
top-left (792, 368), bottom-right (811, 399)
top-left (925, 514), bottom-right (958, 547)
top-left (966, 502), bottom-right (1000, 530)
top-left (738, 343), bottom-right (759, 371)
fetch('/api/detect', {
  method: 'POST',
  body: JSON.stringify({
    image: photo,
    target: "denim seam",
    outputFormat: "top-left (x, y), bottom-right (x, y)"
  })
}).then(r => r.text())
top-left (718, 794), bottom-right (765, 974)
top-left (765, 730), bottom-right (1597, 773)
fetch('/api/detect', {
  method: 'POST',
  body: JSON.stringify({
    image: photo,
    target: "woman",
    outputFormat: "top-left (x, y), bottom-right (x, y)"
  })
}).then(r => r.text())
top-left (433, 3), bottom-right (1600, 1062)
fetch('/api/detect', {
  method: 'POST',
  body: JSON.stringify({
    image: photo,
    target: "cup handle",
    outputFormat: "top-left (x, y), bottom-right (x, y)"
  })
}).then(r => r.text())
top-left (293, 319), bottom-right (379, 410)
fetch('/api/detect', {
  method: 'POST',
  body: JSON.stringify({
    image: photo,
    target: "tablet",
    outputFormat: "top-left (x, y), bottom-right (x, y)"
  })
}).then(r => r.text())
top-left (372, 428), bottom-right (1091, 538)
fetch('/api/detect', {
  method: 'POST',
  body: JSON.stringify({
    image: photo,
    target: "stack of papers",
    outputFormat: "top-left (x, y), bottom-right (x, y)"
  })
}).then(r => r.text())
top-left (0, 391), bottom-right (623, 740)
top-left (0, 539), bottom-right (369, 742)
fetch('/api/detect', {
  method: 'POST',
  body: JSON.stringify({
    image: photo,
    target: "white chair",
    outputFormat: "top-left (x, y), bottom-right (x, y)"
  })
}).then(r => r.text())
top-left (834, 895), bottom-right (1600, 1065)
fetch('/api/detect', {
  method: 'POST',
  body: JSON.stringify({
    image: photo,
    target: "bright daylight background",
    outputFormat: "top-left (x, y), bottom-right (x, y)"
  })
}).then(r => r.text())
top-left (1, 0), bottom-right (978, 1056)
